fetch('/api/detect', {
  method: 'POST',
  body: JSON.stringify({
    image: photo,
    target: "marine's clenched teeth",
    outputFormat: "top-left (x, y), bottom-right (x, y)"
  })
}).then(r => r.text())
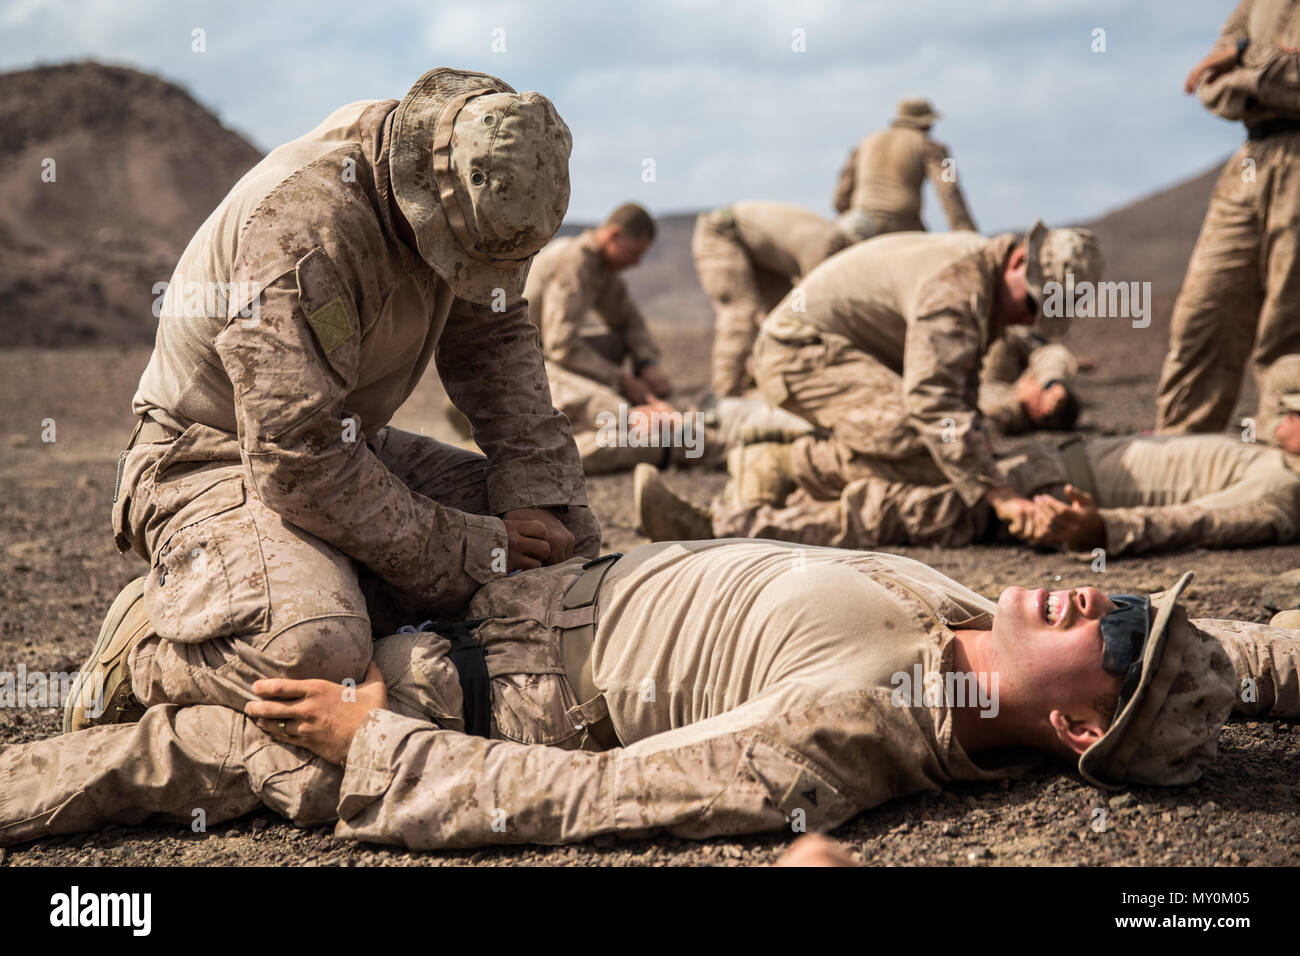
top-left (1046, 591), bottom-right (1066, 625)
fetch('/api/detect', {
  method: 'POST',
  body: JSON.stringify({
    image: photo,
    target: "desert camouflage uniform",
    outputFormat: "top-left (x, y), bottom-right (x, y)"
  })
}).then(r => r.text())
top-left (714, 434), bottom-right (1300, 555)
top-left (832, 125), bottom-right (976, 234)
top-left (693, 202), bottom-right (851, 396)
top-left (3, 541), bottom-right (1294, 848)
top-left (523, 230), bottom-right (664, 473)
top-left (980, 328), bottom-right (1080, 433)
top-left (755, 231), bottom-right (1018, 506)
top-left (84, 76), bottom-right (596, 823)
top-left (1156, 0), bottom-right (1300, 435)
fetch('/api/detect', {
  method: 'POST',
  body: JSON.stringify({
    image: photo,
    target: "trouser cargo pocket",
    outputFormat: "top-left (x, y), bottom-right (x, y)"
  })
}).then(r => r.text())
top-left (144, 476), bottom-right (271, 644)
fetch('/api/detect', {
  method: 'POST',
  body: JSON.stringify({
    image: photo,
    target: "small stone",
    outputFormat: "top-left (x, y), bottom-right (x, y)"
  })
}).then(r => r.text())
top-left (940, 822), bottom-right (961, 837)
top-left (966, 847), bottom-right (991, 861)
top-left (225, 828), bottom-right (243, 839)
top-left (1176, 806), bottom-right (1195, 820)
top-left (1199, 801), bottom-right (1218, 816)
top-left (722, 845), bottom-right (742, 859)
top-left (251, 817), bottom-right (270, 831)
top-left (1108, 793), bottom-right (1134, 809)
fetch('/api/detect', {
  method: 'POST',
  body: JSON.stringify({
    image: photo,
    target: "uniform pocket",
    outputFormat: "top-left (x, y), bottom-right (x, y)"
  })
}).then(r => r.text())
top-left (743, 738), bottom-right (859, 831)
top-left (144, 476), bottom-right (271, 644)
top-left (491, 672), bottom-right (585, 747)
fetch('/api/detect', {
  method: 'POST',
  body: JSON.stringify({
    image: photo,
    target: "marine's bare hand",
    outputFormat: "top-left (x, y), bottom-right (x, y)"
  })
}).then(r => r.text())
top-left (246, 662), bottom-right (388, 766)
top-left (503, 507), bottom-right (574, 569)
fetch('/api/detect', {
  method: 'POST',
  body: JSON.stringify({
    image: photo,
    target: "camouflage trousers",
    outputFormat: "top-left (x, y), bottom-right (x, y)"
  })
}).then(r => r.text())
top-left (1156, 132), bottom-right (1300, 436)
top-left (0, 558), bottom-right (605, 846)
top-left (0, 421), bottom-right (598, 844)
top-left (713, 444), bottom-right (1070, 549)
top-left (753, 331), bottom-right (943, 499)
top-left (692, 210), bottom-right (794, 397)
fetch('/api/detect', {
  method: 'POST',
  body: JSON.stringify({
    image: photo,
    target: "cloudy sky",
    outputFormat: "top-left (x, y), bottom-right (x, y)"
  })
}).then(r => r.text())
top-left (1, 0), bottom-right (1246, 229)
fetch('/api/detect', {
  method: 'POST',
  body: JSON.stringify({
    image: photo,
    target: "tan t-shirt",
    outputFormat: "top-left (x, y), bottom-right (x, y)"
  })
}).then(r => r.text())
top-left (593, 539), bottom-right (996, 749)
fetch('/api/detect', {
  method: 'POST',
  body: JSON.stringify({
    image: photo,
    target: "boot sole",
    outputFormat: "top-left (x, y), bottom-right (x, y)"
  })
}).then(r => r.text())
top-left (63, 576), bottom-right (146, 733)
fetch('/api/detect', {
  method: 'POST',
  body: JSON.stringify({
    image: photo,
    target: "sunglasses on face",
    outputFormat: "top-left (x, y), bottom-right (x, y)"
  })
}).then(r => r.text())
top-left (1102, 594), bottom-right (1152, 713)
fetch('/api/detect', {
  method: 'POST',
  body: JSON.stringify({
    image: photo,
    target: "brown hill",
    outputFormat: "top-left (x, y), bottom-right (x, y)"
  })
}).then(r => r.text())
top-left (0, 61), bottom-right (261, 346)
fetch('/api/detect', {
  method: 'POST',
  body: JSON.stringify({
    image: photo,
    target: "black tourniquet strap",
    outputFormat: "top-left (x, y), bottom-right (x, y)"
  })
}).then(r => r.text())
top-left (421, 618), bottom-right (491, 737)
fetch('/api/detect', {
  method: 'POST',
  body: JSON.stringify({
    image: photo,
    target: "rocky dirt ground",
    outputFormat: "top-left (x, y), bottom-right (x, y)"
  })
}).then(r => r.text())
top-left (1, 331), bottom-right (1298, 868)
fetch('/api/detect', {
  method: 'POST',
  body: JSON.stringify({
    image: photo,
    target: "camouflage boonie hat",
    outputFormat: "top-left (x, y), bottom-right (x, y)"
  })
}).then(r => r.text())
top-left (1023, 220), bottom-right (1105, 339)
top-left (1266, 354), bottom-right (1300, 412)
top-left (389, 68), bottom-right (573, 304)
top-left (1078, 573), bottom-right (1237, 789)
top-left (894, 97), bottom-right (941, 130)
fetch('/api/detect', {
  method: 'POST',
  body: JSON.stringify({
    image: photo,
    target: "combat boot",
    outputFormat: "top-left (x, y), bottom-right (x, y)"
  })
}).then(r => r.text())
top-left (63, 576), bottom-right (151, 733)
top-left (634, 464), bottom-right (713, 542)
top-left (725, 442), bottom-right (796, 508)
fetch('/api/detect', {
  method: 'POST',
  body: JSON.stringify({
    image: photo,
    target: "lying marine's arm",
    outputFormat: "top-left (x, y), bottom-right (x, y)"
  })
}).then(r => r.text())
top-left (333, 688), bottom-right (949, 850)
top-left (1099, 471), bottom-right (1299, 556)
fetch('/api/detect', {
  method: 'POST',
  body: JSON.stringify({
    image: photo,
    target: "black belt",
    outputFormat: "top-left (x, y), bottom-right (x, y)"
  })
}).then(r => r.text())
top-left (1247, 117), bottom-right (1300, 141)
top-left (418, 618), bottom-right (493, 737)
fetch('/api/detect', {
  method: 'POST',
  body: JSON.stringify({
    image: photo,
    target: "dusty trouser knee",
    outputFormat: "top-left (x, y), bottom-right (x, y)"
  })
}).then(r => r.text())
top-left (131, 613), bottom-right (372, 713)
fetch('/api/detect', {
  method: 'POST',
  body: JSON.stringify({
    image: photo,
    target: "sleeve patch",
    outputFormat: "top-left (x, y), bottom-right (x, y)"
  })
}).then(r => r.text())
top-left (307, 297), bottom-right (354, 355)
